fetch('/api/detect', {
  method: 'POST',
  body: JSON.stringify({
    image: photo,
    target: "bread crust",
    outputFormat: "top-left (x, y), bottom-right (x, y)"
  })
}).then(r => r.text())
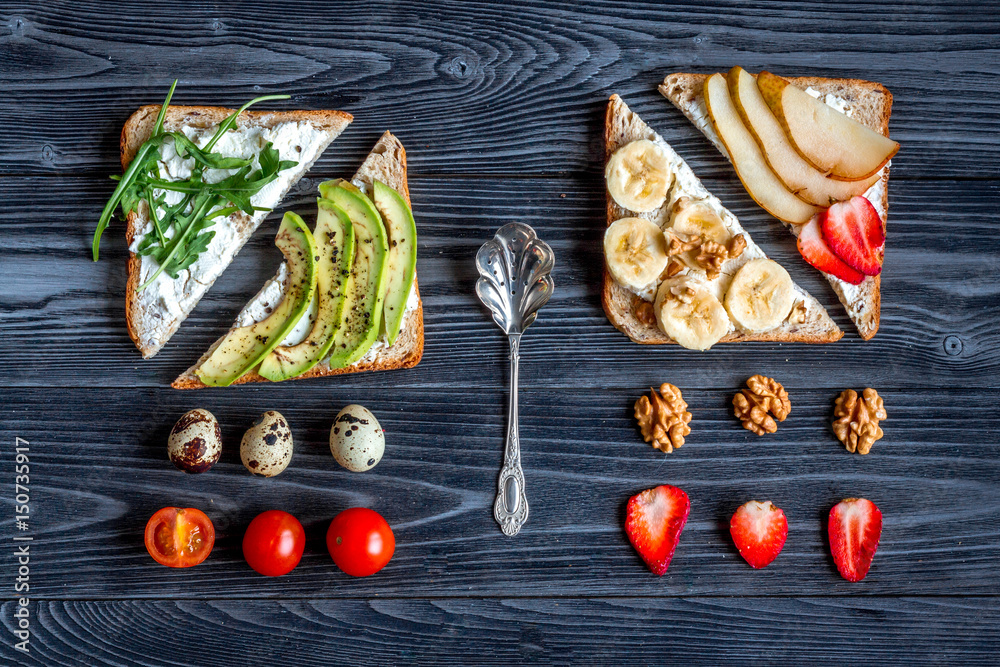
top-left (602, 94), bottom-right (843, 346)
top-left (171, 131), bottom-right (424, 389)
top-left (659, 73), bottom-right (893, 340)
top-left (122, 105), bottom-right (353, 358)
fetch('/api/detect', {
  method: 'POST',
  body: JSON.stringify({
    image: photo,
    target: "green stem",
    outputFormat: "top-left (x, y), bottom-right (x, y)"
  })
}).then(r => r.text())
top-left (203, 94), bottom-right (290, 152)
top-left (145, 190), bottom-right (166, 246)
top-left (91, 79), bottom-right (177, 262)
top-left (137, 195), bottom-right (219, 292)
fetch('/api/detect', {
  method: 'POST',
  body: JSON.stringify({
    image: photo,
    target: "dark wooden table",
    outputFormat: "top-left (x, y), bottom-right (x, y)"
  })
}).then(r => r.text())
top-left (2, 1), bottom-right (998, 664)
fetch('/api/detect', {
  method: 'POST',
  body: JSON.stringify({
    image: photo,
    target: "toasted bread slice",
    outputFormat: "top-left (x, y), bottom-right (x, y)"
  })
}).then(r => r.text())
top-left (172, 131), bottom-right (424, 389)
top-left (123, 105), bottom-right (352, 358)
top-left (603, 95), bottom-right (842, 346)
top-left (659, 73), bottom-right (892, 339)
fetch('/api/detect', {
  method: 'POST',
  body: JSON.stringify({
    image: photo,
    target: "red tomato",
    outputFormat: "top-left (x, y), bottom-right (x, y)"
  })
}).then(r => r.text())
top-left (242, 510), bottom-right (305, 577)
top-left (326, 508), bottom-right (395, 577)
top-left (144, 507), bottom-right (215, 568)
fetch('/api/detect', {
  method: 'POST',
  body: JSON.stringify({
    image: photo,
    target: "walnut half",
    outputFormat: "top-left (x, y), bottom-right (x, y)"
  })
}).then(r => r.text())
top-left (733, 375), bottom-right (791, 435)
top-left (833, 388), bottom-right (887, 455)
top-left (696, 233), bottom-right (746, 280)
top-left (635, 383), bottom-right (692, 453)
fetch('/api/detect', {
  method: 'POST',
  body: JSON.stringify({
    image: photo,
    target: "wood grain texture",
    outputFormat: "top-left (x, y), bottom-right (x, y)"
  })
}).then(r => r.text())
top-left (2, 0), bottom-right (1000, 661)
top-left (3, 597), bottom-right (999, 666)
top-left (2, 387), bottom-right (998, 598)
top-left (1, 175), bottom-right (997, 389)
top-left (0, 1), bottom-right (998, 177)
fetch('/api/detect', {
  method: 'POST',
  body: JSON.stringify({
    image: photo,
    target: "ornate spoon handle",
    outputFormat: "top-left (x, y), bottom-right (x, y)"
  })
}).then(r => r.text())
top-left (494, 333), bottom-right (529, 536)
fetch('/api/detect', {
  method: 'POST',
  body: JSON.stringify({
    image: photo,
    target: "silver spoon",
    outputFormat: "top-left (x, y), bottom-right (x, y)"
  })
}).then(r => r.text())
top-left (475, 222), bottom-right (555, 536)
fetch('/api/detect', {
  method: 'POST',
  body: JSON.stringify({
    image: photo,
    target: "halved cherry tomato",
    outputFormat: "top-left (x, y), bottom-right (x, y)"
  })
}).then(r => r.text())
top-left (242, 510), bottom-right (305, 577)
top-left (326, 508), bottom-right (395, 577)
top-left (144, 507), bottom-right (215, 568)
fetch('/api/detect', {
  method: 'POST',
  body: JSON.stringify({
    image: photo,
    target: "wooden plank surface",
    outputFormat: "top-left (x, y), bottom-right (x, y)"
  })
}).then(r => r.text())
top-left (1, 176), bottom-right (998, 389)
top-left (1, 0), bottom-right (999, 663)
top-left (0, 2), bottom-right (998, 178)
top-left (3, 387), bottom-right (998, 598)
top-left (3, 597), bottom-right (999, 666)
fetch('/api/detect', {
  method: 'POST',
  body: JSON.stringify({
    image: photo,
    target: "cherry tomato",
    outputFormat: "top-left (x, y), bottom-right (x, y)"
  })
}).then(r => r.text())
top-left (326, 508), bottom-right (395, 577)
top-left (144, 507), bottom-right (215, 568)
top-left (242, 510), bottom-right (305, 577)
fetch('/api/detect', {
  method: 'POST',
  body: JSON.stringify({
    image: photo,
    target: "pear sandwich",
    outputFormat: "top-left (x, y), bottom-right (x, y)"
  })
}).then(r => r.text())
top-left (659, 68), bottom-right (896, 339)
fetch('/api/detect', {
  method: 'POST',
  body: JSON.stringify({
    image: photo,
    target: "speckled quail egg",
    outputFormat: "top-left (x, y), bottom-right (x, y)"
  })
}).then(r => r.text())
top-left (167, 409), bottom-right (222, 474)
top-left (330, 405), bottom-right (385, 472)
top-left (241, 411), bottom-right (293, 477)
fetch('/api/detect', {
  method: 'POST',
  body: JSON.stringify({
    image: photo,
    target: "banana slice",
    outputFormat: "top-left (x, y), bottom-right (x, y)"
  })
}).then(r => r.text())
top-left (654, 277), bottom-right (731, 350)
top-left (606, 139), bottom-right (672, 212)
top-left (604, 217), bottom-right (669, 290)
top-left (670, 198), bottom-right (731, 244)
top-left (724, 258), bottom-right (796, 333)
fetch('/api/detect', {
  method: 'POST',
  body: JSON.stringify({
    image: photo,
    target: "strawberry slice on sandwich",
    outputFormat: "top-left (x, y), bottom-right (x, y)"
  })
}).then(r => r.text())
top-left (820, 196), bottom-right (885, 276)
top-left (798, 195), bottom-right (884, 285)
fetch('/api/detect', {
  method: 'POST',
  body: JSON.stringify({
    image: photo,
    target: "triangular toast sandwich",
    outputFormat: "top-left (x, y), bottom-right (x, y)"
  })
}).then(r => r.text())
top-left (123, 105), bottom-right (352, 358)
top-left (602, 95), bottom-right (842, 348)
top-left (172, 131), bottom-right (424, 389)
top-left (659, 72), bottom-right (893, 339)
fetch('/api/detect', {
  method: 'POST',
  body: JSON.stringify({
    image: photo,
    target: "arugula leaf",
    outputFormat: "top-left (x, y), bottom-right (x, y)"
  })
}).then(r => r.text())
top-left (168, 132), bottom-right (251, 170)
top-left (92, 82), bottom-right (298, 292)
top-left (91, 80), bottom-right (178, 261)
top-left (203, 94), bottom-right (290, 152)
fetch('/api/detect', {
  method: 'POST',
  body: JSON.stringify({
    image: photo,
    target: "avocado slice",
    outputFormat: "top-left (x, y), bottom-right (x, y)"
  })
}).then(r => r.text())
top-left (321, 182), bottom-right (390, 368)
top-left (196, 212), bottom-right (317, 387)
top-left (372, 180), bottom-right (417, 345)
top-left (258, 200), bottom-right (356, 381)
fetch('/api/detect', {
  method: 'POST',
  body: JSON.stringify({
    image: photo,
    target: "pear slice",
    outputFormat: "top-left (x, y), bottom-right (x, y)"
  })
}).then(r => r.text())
top-left (757, 71), bottom-right (899, 182)
top-left (196, 212), bottom-right (318, 387)
top-left (703, 73), bottom-right (820, 224)
top-left (728, 67), bottom-right (879, 206)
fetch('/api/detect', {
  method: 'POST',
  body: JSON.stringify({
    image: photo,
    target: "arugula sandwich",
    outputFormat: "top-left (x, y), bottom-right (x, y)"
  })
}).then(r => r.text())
top-left (92, 82), bottom-right (353, 357)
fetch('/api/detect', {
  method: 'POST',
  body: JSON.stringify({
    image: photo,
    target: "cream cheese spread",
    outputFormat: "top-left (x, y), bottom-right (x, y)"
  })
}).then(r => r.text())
top-left (129, 121), bottom-right (333, 352)
top-left (804, 87), bottom-right (853, 117)
top-left (232, 260), bottom-right (418, 366)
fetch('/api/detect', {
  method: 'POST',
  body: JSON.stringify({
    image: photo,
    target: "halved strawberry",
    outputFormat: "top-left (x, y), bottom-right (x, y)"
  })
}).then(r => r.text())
top-left (729, 500), bottom-right (788, 569)
top-left (625, 485), bottom-right (690, 575)
top-left (820, 196), bottom-right (884, 276)
top-left (797, 214), bottom-right (865, 284)
top-left (828, 497), bottom-right (883, 582)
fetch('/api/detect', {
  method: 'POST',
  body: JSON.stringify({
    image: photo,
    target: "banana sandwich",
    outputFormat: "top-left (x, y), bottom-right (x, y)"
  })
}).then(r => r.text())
top-left (602, 94), bottom-right (842, 349)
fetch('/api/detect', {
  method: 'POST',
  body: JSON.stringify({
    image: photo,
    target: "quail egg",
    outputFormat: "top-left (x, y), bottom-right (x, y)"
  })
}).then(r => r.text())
top-left (330, 405), bottom-right (385, 472)
top-left (241, 411), bottom-right (293, 477)
top-left (167, 409), bottom-right (222, 474)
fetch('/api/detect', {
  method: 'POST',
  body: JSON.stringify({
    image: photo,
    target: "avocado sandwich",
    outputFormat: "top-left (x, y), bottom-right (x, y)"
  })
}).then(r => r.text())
top-left (172, 131), bottom-right (423, 388)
